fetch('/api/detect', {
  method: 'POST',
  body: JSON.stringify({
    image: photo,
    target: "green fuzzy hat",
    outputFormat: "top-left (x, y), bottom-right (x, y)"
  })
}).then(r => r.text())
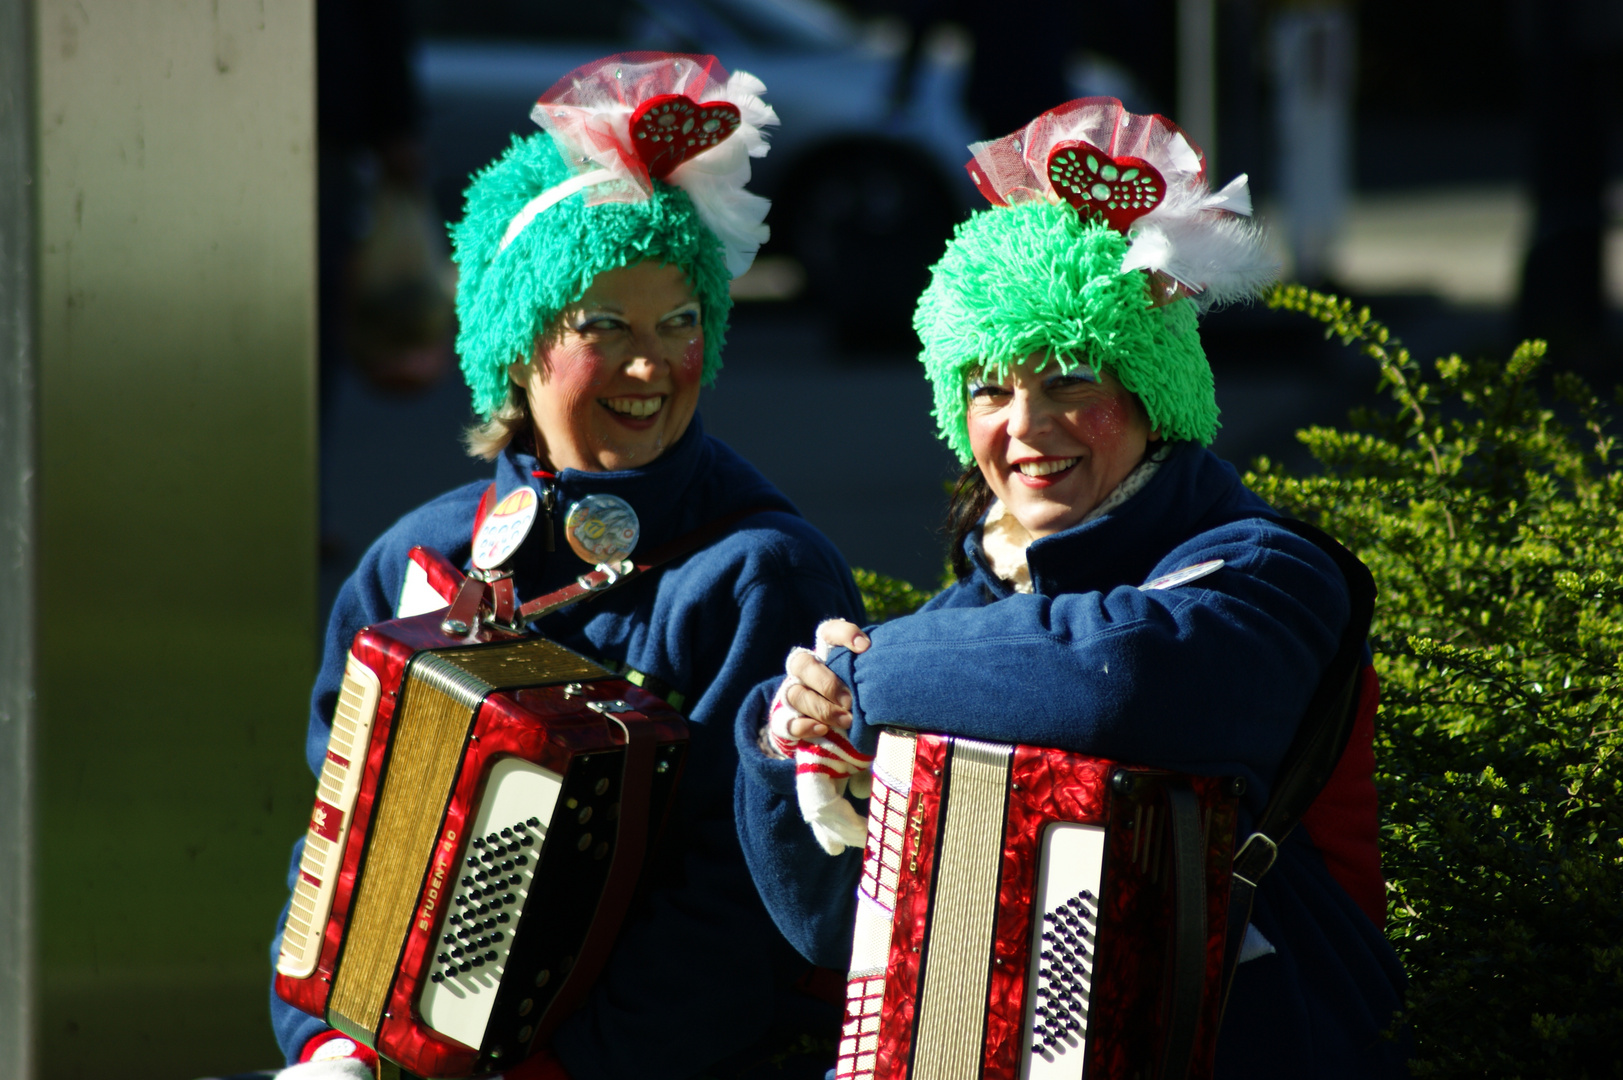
top-left (451, 132), bottom-right (734, 419)
top-left (914, 201), bottom-right (1218, 463)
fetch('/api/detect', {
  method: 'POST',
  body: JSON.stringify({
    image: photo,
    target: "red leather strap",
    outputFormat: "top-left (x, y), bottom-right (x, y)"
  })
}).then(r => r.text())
top-left (442, 571), bottom-right (489, 637)
top-left (408, 546), bottom-right (465, 606)
top-left (490, 574), bottom-right (517, 625)
top-left (1299, 664), bottom-right (1386, 928)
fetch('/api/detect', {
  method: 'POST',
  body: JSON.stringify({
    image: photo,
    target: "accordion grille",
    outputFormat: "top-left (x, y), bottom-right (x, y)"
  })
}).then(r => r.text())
top-left (432, 636), bottom-right (608, 688)
top-left (912, 739), bottom-right (1011, 1080)
top-left (329, 676), bottom-right (478, 1036)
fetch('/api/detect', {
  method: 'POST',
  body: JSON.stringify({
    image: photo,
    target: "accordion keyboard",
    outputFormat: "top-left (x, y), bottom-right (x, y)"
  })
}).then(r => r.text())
top-left (278, 655), bottom-right (383, 979)
top-left (838, 730), bottom-right (918, 1080)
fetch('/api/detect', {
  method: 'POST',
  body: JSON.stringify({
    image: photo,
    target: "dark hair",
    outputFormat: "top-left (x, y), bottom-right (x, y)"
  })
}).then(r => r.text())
top-left (945, 465), bottom-right (995, 581)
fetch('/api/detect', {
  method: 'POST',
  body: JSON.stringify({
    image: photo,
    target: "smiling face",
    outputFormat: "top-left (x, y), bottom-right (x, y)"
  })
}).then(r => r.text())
top-left (509, 260), bottom-right (704, 472)
top-left (966, 354), bottom-right (1155, 539)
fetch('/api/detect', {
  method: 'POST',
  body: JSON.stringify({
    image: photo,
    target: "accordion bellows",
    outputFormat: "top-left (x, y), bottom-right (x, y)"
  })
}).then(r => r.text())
top-left (838, 731), bottom-right (1239, 1080)
top-left (275, 613), bottom-right (687, 1077)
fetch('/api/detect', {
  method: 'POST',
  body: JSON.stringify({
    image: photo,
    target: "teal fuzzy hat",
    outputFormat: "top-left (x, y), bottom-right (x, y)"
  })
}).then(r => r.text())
top-left (914, 200), bottom-right (1218, 464)
top-left (451, 131), bottom-right (734, 419)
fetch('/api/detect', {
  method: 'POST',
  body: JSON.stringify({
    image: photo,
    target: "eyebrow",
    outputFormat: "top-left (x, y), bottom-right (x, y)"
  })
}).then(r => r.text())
top-left (660, 301), bottom-right (701, 319)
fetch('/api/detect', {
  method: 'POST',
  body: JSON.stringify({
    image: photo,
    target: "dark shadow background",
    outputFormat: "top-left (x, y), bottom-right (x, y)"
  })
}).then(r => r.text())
top-left (316, 0), bottom-right (1623, 614)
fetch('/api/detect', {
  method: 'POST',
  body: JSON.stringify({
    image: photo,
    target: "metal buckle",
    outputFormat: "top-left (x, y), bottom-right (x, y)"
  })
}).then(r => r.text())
top-left (1232, 832), bottom-right (1279, 888)
top-left (576, 559), bottom-right (633, 591)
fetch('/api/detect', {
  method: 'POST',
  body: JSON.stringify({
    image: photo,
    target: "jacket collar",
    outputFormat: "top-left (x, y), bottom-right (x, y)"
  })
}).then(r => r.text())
top-left (498, 413), bottom-right (726, 551)
top-left (494, 413), bottom-right (794, 597)
top-left (962, 442), bottom-right (1264, 598)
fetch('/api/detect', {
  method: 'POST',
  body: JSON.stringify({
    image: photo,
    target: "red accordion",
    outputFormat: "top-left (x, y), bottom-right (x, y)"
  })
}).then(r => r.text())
top-left (836, 731), bottom-right (1240, 1080)
top-left (274, 609), bottom-right (686, 1078)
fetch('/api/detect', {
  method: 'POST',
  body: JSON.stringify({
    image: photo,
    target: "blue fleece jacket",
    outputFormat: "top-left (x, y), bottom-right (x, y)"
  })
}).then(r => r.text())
top-left (734, 443), bottom-right (1407, 1078)
top-left (272, 417), bottom-right (864, 1080)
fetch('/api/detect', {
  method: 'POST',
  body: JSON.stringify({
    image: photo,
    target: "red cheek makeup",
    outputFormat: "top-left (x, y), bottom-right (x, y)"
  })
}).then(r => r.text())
top-left (679, 338), bottom-right (704, 383)
top-left (1076, 394), bottom-right (1133, 441)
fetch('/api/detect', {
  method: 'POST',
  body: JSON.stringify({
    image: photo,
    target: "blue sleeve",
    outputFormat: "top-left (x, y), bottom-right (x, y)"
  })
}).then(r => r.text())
top-left (733, 679), bottom-right (865, 969)
top-left (552, 559), bottom-right (865, 1080)
top-left (831, 521), bottom-right (1349, 816)
top-left (726, 577), bottom-right (999, 970)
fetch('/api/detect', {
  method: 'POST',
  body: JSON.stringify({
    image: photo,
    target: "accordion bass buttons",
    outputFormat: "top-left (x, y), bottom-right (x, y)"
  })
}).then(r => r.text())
top-left (418, 759), bottom-right (562, 1051)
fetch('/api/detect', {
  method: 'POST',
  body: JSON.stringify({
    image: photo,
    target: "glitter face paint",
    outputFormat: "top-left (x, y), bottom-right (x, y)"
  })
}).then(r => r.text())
top-left (679, 338), bottom-right (705, 384)
top-left (966, 355), bottom-right (1154, 539)
top-left (510, 261), bottom-right (704, 472)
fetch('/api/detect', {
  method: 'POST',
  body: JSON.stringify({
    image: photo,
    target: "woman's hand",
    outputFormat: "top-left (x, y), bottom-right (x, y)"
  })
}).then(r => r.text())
top-left (783, 620), bottom-right (870, 737)
top-left (764, 619), bottom-right (876, 856)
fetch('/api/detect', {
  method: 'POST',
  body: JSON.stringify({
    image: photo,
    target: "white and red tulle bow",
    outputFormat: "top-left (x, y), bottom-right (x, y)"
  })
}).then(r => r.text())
top-left (966, 97), bottom-right (1276, 307)
top-left (527, 52), bottom-right (779, 277)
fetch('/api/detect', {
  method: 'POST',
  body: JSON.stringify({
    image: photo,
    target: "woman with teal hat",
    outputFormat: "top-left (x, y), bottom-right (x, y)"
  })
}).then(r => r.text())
top-left (270, 53), bottom-right (862, 1080)
top-left (737, 99), bottom-right (1407, 1077)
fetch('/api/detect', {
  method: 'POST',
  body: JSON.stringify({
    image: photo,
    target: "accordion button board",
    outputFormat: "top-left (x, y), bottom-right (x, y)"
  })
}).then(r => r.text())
top-left (274, 616), bottom-right (688, 1079)
top-left (417, 756), bottom-right (561, 1048)
top-left (836, 731), bottom-right (1239, 1080)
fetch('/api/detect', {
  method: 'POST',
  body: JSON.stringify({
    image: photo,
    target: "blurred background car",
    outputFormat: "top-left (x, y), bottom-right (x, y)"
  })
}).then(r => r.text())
top-left (309, 0), bottom-right (1623, 610)
top-left (415, 0), bottom-right (1156, 344)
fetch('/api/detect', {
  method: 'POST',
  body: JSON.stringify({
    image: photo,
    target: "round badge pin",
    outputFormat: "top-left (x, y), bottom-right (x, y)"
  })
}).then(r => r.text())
top-left (472, 487), bottom-right (539, 571)
top-left (564, 495), bottom-right (640, 566)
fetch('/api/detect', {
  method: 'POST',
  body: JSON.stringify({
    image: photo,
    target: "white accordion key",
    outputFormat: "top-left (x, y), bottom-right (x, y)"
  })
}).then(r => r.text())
top-left (837, 730), bottom-right (917, 1080)
top-left (278, 654), bottom-right (382, 979)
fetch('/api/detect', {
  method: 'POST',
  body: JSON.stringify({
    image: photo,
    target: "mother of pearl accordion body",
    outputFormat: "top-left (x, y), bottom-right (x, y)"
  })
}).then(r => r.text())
top-left (837, 731), bottom-right (1240, 1080)
top-left (274, 612), bottom-right (686, 1078)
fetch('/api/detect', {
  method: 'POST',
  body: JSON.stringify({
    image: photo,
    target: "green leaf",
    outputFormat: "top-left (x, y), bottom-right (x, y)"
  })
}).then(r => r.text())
top-left (1251, 284), bottom-right (1623, 1076)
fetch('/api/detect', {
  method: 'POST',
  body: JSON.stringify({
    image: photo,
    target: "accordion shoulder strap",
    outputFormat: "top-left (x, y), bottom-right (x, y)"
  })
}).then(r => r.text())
top-left (516, 505), bottom-right (774, 624)
top-left (1221, 517), bottom-right (1378, 1003)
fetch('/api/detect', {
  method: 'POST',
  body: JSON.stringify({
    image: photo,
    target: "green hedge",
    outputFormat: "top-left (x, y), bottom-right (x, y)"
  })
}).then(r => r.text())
top-left (1249, 286), bottom-right (1622, 1077)
top-left (854, 286), bottom-right (1623, 1077)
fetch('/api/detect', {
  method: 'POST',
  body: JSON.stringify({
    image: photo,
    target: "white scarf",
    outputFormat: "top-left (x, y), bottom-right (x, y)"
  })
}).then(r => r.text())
top-left (979, 446), bottom-right (1170, 592)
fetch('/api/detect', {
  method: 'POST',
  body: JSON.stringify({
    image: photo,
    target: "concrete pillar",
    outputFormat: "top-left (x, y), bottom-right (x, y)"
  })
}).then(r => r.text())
top-left (14, 2), bottom-right (318, 1075)
top-left (1178, 0), bottom-right (1218, 173)
top-left (1271, 5), bottom-right (1356, 284)
top-left (1, 1), bottom-right (40, 1077)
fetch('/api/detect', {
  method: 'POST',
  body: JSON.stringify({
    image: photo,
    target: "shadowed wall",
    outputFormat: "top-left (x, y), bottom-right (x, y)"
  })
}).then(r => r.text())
top-left (32, 2), bottom-right (317, 1075)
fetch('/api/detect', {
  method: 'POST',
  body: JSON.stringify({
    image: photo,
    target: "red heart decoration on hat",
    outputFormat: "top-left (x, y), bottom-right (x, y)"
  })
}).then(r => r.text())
top-left (629, 94), bottom-right (742, 180)
top-left (1047, 141), bottom-right (1166, 232)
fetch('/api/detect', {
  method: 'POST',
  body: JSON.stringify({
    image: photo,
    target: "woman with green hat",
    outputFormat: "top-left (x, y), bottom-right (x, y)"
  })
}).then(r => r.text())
top-left (270, 53), bottom-right (861, 1080)
top-left (738, 98), bottom-right (1407, 1078)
